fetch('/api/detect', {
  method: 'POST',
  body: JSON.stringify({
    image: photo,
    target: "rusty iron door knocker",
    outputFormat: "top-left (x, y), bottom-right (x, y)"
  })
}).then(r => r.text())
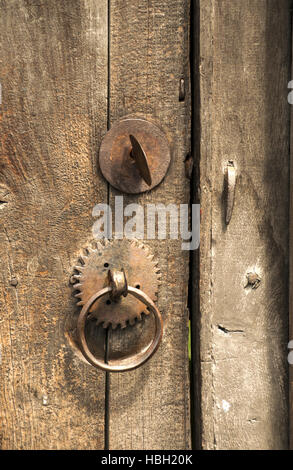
top-left (77, 276), bottom-right (163, 372)
top-left (72, 239), bottom-right (163, 372)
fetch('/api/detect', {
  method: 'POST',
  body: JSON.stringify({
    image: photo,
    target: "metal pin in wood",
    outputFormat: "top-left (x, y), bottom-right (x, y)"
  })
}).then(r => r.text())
top-left (225, 161), bottom-right (236, 225)
top-left (129, 134), bottom-right (152, 186)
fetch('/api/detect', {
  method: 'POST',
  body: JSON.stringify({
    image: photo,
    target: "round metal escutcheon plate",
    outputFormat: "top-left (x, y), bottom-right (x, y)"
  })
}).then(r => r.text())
top-left (99, 117), bottom-right (171, 194)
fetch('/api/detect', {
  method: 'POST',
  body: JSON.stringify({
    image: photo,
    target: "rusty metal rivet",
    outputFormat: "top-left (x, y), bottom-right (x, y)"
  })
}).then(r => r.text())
top-left (179, 78), bottom-right (185, 101)
top-left (184, 154), bottom-right (193, 179)
top-left (99, 117), bottom-right (171, 194)
top-left (246, 272), bottom-right (261, 289)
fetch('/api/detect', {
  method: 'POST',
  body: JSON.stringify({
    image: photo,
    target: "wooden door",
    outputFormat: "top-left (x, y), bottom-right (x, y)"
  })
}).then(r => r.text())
top-left (0, 0), bottom-right (292, 452)
top-left (0, 0), bottom-right (191, 449)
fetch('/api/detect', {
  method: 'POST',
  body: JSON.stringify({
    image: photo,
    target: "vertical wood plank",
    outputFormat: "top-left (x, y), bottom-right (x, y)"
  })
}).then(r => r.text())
top-left (0, 0), bottom-right (108, 449)
top-left (290, 1), bottom-right (293, 451)
top-left (194, 0), bottom-right (291, 450)
top-left (107, 0), bottom-right (191, 450)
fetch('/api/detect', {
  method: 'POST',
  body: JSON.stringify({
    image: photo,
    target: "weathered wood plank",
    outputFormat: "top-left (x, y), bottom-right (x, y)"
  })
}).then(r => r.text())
top-left (194, 0), bottom-right (290, 450)
top-left (290, 3), bottom-right (293, 450)
top-left (0, 0), bottom-right (108, 449)
top-left (107, 0), bottom-right (191, 450)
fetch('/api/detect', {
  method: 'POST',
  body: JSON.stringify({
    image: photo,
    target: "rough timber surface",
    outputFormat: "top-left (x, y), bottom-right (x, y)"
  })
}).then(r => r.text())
top-left (0, 0), bottom-right (108, 449)
top-left (107, 0), bottom-right (192, 450)
top-left (194, 0), bottom-right (290, 450)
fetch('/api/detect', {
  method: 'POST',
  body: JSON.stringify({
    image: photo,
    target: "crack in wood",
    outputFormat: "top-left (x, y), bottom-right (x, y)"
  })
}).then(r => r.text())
top-left (217, 325), bottom-right (244, 334)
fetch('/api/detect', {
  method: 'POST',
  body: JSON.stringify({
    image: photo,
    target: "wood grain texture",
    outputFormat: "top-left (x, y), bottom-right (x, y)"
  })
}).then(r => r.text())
top-left (290, 4), bottom-right (293, 450)
top-left (107, 0), bottom-right (191, 450)
top-left (194, 0), bottom-right (290, 450)
top-left (0, 0), bottom-right (108, 449)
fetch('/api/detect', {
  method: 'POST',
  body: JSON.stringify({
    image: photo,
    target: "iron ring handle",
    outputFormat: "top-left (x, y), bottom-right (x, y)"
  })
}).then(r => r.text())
top-left (77, 285), bottom-right (163, 372)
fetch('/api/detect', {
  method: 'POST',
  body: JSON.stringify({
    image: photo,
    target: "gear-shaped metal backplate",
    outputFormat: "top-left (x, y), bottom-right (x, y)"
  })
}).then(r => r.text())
top-left (72, 239), bottom-right (160, 329)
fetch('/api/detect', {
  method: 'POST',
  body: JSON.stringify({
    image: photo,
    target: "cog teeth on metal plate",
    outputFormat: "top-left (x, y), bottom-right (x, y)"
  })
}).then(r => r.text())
top-left (73, 283), bottom-right (82, 291)
top-left (74, 265), bottom-right (85, 273)
top-left (72, 239), bottom-right (159, 327)
top-left (79, 255), bottom-right (88, 264)
top-left (96, 241), bottom-right (104, 251)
